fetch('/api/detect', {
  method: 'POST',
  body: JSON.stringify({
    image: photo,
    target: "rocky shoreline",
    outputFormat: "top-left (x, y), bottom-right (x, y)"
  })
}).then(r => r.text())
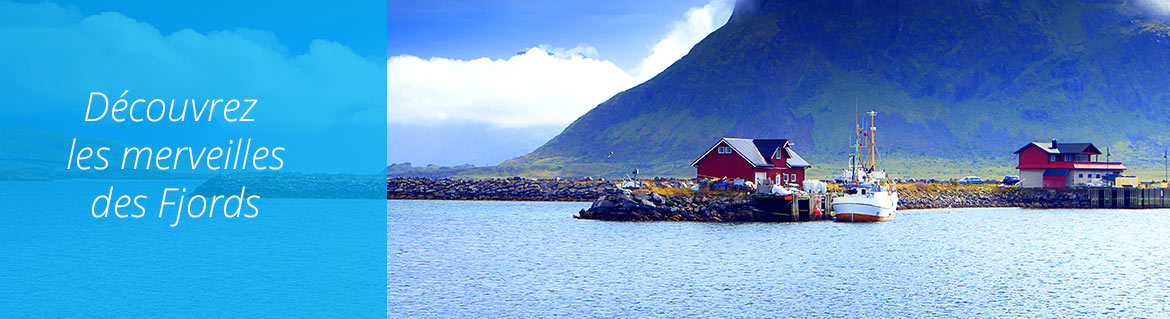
top-left (574, 189), bottom-right (763, 222)
top-left (387, 177), bottom-right (615, 201)
top-left (388, 178), bottom-right (1094, 222)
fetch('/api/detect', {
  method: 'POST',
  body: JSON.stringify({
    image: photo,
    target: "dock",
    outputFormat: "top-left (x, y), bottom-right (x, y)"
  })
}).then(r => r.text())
top-left (1087, 187), bottom-right (1170, 209)
top-left (750, 194), bottom-right (836, 222)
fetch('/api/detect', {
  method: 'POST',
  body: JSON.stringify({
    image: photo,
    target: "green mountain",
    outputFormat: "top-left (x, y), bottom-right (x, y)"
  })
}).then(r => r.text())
top-left (495, 0), bottom-right (1170, 179)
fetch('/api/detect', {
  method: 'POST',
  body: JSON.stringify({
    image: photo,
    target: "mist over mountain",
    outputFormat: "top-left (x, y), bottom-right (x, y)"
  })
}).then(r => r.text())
top-left (494, 0), bottom-right (1170, 179)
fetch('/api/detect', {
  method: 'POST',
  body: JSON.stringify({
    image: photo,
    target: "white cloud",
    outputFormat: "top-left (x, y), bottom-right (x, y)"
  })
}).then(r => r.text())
top-left (387, 45), bottom-right (635, 128)
top-left (1142, 0), bottom-right (1170, 15)
top-left (632, 0), bottom-right (734, 80)
top-left (387, 0), bottom-right (734, 128)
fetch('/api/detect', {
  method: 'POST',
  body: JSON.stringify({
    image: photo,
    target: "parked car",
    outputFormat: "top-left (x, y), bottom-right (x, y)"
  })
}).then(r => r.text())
top-left (1083, 179), bottom-right (1107, 187)
top-left (1001, 175), bottom-right (1021, 186)
top-left (958, 176), bottom-right (984, 184)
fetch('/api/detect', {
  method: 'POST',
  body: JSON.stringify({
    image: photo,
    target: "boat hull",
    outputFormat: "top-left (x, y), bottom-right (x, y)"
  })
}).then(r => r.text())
top-left (832, 193), bottom-right (897, 222)
top-left (834, 212), bottom-right (893, 222)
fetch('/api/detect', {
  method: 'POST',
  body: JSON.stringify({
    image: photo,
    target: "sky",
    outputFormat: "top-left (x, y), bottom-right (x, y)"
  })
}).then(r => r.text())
top-left (388, 0), bottom-right (735, 166)
top-left (26, 1), bottom-right (384, 58)
top-left (0, 0), bottom-right (386, 173)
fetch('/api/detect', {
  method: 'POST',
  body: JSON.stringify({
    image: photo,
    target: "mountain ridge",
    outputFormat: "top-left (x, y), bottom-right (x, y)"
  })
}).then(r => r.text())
top-left (491, 0), bottom-right (1170, 179)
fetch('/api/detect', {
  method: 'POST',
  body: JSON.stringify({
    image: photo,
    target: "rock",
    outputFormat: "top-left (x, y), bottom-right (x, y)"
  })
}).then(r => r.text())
top-left (649, 192), bottom-right (666, 204)
top-left (616, 197), bottom-right (639, 209)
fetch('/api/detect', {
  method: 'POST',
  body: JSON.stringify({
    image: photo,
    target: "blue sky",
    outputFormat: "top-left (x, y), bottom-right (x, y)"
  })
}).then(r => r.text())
top-left (388, 0), bottom-right (734, 166)
top-left (31, 0), bottom-right (383, 58)
top-left (389, 0), bottom-right (714, 69)
top-left (0, 1), bottom-right (386, 173)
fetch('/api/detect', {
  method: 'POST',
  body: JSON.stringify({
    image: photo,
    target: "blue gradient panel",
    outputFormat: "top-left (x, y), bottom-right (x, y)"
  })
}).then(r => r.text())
top-left (0, 1), bottom-right (386, 317)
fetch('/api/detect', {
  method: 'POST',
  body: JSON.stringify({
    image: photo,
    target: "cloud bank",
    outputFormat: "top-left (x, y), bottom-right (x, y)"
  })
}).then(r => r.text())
top-left (387, 45), bottom-right (635, 128)
top-left (387, 0), bottom-right (734, 129)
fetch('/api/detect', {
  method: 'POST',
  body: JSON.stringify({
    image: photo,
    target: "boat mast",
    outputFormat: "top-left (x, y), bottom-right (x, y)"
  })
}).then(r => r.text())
top-left (868, 110), bottom-right (877, 174)
top-left (854, 122), bottom-right (862, 182)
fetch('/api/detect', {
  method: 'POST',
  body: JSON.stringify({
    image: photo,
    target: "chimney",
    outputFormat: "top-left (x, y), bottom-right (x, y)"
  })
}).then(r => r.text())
top-left (1051, 139), bottom-right (1058, 148)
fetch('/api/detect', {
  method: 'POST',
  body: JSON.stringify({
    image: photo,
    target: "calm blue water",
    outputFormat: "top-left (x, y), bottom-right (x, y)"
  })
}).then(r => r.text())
top-left (389, 200), bottom-right (1170, 318)
top-left (0, 180), bottom-right (384, 317)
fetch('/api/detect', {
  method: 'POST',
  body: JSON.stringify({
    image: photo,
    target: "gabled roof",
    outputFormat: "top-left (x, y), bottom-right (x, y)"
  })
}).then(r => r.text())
top-left (1013, 142), bottom-right (1102, 155)
top-left (691, 137), bottom-right (811, 168)
top-left (783, 147), bottom-right (811, 168)
top-left (721, 138), bottom-right (777, 167)
top-left (751, 139), bottom-right (789, 163)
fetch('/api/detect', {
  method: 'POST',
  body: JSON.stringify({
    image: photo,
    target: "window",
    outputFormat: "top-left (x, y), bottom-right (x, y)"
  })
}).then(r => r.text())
top-left (1097, 174), bottom-right (1101, 178)
top-left (1065, 154), bottom-right (1074, 162)
top-left (1049, 155), bottom-right (1056, 162)
top-left (717, 146), bottom-right (731, 154)
top-left (1078, 173), bottom-right (1083, 178)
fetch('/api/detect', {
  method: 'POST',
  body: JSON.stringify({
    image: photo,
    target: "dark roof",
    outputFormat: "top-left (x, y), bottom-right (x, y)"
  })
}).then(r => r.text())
top-left (691, 138), bottom-right (811, 168)
top-left (1043, 168), bottom-right (1070, 176)
top-left (751, 139), bottom-right (789, 163)
top-left (1013, 142), bottom-right (1102, 155)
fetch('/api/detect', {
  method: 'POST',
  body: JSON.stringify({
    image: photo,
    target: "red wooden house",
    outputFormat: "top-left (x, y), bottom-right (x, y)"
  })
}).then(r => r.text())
top-left (1014, 139), bottom-right (1126, 188)
top-left (691, 138), bottom-right (811, 186)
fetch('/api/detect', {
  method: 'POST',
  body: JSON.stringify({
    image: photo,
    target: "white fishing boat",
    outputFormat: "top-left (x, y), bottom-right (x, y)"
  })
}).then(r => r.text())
top-left (834, 111), bottom-right (898, 222)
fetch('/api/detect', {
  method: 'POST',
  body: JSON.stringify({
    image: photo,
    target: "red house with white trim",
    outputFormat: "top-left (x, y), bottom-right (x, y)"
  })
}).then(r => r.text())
top-left (1014, 140), bottom-right (1126, 188)
top-left (691, 138), bottom-right (811, 186)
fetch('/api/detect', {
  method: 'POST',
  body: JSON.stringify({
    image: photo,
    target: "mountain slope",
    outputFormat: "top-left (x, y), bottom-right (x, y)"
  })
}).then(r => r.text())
top-left (500, 0), bottom-right (1170, 179)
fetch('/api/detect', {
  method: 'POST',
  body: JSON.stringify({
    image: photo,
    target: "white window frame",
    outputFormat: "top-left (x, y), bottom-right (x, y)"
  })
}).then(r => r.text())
top-left (717, 146), bottom-right (731, 154)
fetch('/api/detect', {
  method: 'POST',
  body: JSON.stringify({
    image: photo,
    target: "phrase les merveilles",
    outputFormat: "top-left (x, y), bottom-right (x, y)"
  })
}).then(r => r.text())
top-left (68, 137), bottom-right (285, 171)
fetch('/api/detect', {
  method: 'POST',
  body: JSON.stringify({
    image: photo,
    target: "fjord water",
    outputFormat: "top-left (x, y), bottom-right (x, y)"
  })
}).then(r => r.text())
top-left (390, 200), bottom-right (1170, 317)
top-left (0, 180), bottom-right (383, 317)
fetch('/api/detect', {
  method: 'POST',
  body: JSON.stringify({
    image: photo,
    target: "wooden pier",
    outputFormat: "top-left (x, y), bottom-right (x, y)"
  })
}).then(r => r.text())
top-left (1087, 187), bottom-right (1170, 209)
top-left (750, 194), bottom-right (836, 222)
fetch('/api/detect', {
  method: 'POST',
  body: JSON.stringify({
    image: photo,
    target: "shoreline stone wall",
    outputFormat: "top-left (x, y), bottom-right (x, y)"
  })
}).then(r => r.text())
top-left (387, 177), bottom-right (614, 202)
top-left (898, 187), bottom-right (1088, 209)
top-left (388, 178), bottom-right (1092, 211)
